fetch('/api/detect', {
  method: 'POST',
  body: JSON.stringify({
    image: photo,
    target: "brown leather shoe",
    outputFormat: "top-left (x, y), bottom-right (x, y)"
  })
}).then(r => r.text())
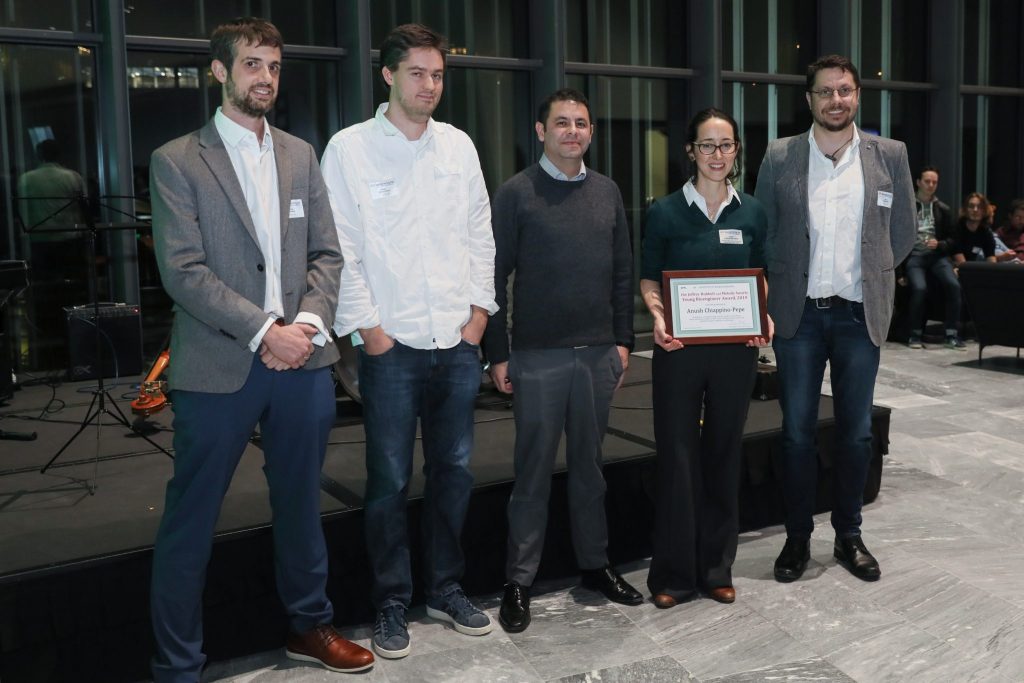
top-left (286, 624), bottom-right (374, 673)
top-left (652, 593), bottom-right (678, 609)
top-left (707, 586), bottom-right (736, 604)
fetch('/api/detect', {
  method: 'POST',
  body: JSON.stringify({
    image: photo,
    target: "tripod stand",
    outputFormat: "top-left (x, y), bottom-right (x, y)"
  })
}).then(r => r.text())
top-left (17, 193), bottom-right (174, 474)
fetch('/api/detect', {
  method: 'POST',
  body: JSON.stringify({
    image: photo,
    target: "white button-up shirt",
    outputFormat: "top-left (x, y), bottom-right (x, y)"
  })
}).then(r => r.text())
top-left (214, 108), bottom-right (328, 350)
top-left (806, 126), bottom-right (865, 301)
top-left (682, 179), bottom-right (742, 223)
top-left (321, 103), bottom-right (498, 350)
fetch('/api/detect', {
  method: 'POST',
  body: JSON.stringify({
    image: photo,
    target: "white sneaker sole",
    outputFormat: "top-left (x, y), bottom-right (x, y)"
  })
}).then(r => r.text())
top-left (426, 605), bottom-right (493, 636)
top-left (284, 648), bottom-right (375, 672)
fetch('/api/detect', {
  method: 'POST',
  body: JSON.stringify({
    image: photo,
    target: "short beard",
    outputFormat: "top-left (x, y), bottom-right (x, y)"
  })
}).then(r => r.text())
top-left (227, 78), bottom-right (275, 118)
top-left (814, 108), bottom-right (855, 133)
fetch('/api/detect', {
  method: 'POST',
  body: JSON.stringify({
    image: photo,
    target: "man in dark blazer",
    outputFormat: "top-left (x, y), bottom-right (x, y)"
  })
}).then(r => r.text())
top-left (148, 17), bottom-right (372, 681)
top-left (755, 54), bottom-right (915, 585)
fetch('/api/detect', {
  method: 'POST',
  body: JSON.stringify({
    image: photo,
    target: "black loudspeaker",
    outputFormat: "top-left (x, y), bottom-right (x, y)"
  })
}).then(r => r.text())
top-left (65, 303), bottom-right (143, 381)
top-left (0, 332), bottom-right (12, 402)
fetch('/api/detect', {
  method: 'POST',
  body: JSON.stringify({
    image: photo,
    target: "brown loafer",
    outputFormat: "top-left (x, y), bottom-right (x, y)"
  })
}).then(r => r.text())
top-left (286, 624), bottom-right (374, 673)
top-left (707, 586), bottom-right (736, 604)
top-left (652, 593), bottom-right (678, 609)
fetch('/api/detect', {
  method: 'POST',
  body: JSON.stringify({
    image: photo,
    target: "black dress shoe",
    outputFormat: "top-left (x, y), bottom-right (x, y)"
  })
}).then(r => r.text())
top-left (498, 582), bottom-right (530, 633)
top-left (580, 565), bottom-right (644, 606)
top-left (773, 538), bottom-right (810, 582)
top-left (834, 536), bottom-right (881, 581)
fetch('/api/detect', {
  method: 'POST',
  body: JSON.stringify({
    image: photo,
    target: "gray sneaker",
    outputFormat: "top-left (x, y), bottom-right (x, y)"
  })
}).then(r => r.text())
top-left (945, 336), bottom-right (967, 351)
top-left (426, 587), bottom-right (493, 636)
top-left (907, 335), bottom-right (923, 349)
top-left (372, 604), bottom-right (410, 659)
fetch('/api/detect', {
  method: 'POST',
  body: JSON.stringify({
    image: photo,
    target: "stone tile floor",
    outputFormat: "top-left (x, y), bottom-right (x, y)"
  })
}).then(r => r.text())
top-left (201, 340), bottom-right (1024, 682)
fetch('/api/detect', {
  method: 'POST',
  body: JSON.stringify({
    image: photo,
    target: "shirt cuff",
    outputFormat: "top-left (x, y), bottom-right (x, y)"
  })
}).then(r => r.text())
top-left (248, 317), bottom-right (277, 352)
top-left (294, 312), bottom-right (332, 347)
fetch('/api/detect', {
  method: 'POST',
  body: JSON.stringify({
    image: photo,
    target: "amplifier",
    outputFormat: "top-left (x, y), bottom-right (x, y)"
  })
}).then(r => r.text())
top-left (65, 303), bottom-right (143, 381)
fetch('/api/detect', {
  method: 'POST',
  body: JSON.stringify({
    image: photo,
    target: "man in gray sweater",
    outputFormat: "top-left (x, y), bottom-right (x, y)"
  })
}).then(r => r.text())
top-left (483, 88), bottom-right (641, 634)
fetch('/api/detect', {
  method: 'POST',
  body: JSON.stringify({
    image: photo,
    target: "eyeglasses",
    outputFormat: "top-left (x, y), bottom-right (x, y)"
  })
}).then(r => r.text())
top-left (809, 86), bottom-right (859, 99)
top-left (693, 141), bottom-right (738, 155)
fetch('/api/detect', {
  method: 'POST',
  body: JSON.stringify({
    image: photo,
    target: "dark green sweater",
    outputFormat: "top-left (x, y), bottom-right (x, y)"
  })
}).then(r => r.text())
top-left (483, 164), bottom-right (634, 365)
top-left (641, 188), bottom-right (767, 280)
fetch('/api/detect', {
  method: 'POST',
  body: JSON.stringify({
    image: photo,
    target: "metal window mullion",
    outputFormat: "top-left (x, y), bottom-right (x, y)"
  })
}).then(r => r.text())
top-left (767, 0), bottom-right (778, 143)
top-left (976, 95), bottom-right (988, 193)
top-left (880, 0), bottom-right (891, 137)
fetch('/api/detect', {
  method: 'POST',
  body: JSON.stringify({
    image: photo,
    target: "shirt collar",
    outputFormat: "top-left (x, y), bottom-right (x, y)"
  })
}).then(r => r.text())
top-left (375, 102), bottom-right (437, 143)
top-left (681, 179), bottom-right (741, 207)
top-left (807, 124), bottom-right (860, 164)
top-left (539, 153), bottom-right (587, 182)
top-left (215, 107), bottom-right (273, 151)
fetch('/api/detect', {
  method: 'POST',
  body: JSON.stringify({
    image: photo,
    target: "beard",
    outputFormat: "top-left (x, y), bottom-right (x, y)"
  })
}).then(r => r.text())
top-left (226, 77), bottom-right (276, 118)
top-left (813, 105), bottom-right (856, 132)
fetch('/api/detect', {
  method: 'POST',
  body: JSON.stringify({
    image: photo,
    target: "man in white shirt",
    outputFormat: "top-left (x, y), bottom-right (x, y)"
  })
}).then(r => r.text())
top-left (320, 23), bottom-right (497, 660)
top-left (755, 55), bottom-right (915, 585)
top-left (149, 17), bottom-right (373, 681)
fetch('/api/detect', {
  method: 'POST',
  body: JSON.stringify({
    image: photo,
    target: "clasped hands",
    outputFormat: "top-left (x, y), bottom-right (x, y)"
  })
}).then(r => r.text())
top-left (260, 322), bottom-right (318, 371)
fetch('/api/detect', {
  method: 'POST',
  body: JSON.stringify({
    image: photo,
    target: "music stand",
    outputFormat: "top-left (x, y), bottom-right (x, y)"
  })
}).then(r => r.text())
top-left (17, 192), bottom-right (174, 473)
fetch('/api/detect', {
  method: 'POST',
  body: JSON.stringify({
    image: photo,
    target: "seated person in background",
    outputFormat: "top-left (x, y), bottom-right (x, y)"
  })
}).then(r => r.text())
top-left (996, 199), bottom-right (1024, 262)
top-left (953, 192), bottom-right (997, 267)
top-left (903, 166), bottom-right (960, 349)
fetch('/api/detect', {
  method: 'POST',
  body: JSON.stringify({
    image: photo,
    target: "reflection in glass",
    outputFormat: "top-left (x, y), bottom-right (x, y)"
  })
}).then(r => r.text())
top-left (565, 0), bottom-right (685, 67)
top-left (124, 0), bottom-right (336, 45)
top-left (370, 0), bottom-right (527, 58)
top-left (1, 44), bottom-right (98, 371)
top-left (964, 0), bottom-right (1023, 87)
top-left (0, 0), bottom-right (92, 32)
top-left (723, 0), bottom-right (815, 75)
top-left (733, 83), bottom-right (807, 192)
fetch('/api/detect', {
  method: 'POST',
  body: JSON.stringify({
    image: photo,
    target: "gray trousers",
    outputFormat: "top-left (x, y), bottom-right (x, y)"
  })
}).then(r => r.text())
top-left (506, 344), bottom-right (624, 586)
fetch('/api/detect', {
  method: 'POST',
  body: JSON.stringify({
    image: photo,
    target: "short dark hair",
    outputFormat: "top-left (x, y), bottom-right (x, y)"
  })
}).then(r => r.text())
top-left (380, 23), bottom-right (448, 74)
top-left (36, 139), bottom-right (61, 163)
top-left (918, 165), bottom-right (940, 180)
top-left (537, 88), bottom-right (591, 127)
top-left (806, 54), bottom-right (861, 92)
top-left (210, 17), bottom-right (283, 70)
top-left (1009, 198), bottom-right (1024, 215)
top-left (686, 107), bottom-right (743, 184)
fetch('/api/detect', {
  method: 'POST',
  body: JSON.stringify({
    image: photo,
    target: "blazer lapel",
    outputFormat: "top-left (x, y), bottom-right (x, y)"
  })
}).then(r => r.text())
top-left (198, 120), bottom-right (261, 249)
top-left (273, 128), bottom-right (293, 243)
top-left (860, 135), bottom-right (880, 216)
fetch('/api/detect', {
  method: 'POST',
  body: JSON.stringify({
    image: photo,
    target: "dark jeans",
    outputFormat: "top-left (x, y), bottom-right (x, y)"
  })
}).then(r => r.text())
top-left (905, 250), bottom-right (961, 334)
top-left (359, 339), bottom-right (481, 609)
top-left (772, 299), bottom-right (880, 540)
top-left (151, 361), bottom-right (335, 683)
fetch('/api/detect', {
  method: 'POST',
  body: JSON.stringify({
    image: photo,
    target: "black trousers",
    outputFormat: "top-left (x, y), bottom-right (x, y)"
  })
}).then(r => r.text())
top-left (647, 343), bottom-right (758, 601)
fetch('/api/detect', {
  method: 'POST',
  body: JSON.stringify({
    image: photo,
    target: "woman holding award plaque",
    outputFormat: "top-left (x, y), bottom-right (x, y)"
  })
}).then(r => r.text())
top-left (640, 108), bottom-right (772, 609)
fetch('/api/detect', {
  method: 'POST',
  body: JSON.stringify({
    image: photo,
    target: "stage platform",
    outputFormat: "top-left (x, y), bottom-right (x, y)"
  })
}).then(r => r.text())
top-left (0, 344), bottom-right (890, 682)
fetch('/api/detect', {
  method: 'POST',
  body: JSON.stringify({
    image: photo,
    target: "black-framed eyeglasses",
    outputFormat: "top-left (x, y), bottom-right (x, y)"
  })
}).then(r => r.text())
top-left (808, 86), bottom-right (859, 99)
top-left (693, 141), bottom-right (738, 155)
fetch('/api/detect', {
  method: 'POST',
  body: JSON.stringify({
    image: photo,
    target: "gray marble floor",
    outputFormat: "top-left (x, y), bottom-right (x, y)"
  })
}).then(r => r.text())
top-left (199, 339), bottom-right (1024, 683)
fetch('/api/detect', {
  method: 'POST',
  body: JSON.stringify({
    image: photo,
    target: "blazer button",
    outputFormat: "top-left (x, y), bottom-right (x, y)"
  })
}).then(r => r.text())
top-left (257, 264), bottom-right (264, 272)
top-left (802, 272), bottom-right (808, 277)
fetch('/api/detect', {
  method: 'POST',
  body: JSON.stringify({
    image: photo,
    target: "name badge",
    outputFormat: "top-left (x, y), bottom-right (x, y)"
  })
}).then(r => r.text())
top-left (877, 191), bottom-right (893, 208)
top-left (289, 199), bottom-right (304, 218)
top-left (719, 229), bottom-right (743, 245)
top-left (369, 179), bottom-right (396, 200)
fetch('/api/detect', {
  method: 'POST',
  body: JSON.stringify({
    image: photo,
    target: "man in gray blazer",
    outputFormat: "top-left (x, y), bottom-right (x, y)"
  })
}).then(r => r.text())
top-left (148, 17), bottom-right (372, 681)
top-left (755, 55), bottom-right (915, 584)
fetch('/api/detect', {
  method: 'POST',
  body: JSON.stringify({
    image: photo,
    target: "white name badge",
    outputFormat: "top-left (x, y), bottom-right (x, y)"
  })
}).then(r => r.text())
top-left (877, 190), bottom-right (893, 208)
top-left (719, 229), bottom-right (744, 245)
top-left (369, 179), bottom-right (396, 200)
top-left (289, 199), bottom-right (304, 218)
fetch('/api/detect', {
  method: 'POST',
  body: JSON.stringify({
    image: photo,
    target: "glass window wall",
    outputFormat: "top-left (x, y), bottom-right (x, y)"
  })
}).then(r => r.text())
top-left (370, 0), bottom-right (528, 58)
top-left (124, 0), bottom-right (336, 45)
top-left (566, 0), bottom-right (685, 68)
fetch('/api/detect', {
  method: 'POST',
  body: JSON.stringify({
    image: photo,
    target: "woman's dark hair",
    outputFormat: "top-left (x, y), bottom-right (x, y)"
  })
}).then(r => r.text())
top-left (960, 191), bottom-right (992, 226)
top-left (685, 108), bottom-right (742, 184)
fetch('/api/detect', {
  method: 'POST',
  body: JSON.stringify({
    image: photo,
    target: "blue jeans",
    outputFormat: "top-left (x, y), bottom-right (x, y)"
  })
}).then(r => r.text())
top-left (772, 299), bottom-right (880, 540)
top-left (905, 250), bottom-right (961, 334)
top-left (359, 339), bottom-right (481, 609)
